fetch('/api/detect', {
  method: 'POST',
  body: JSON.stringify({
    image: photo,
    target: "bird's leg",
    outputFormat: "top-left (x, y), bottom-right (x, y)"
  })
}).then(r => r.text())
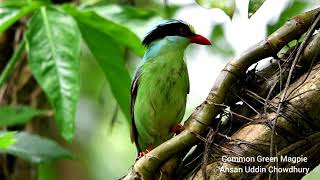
top-left (170, 124), bottom-right (185, 134)
top-left (138, 144), bottom-right (153, 158)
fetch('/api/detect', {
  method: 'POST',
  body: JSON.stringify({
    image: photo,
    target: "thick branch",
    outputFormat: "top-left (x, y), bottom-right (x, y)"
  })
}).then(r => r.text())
top-left (191, 63), bottom-right (320, 179)
top-left (128, 7), bottom-right (320, 179)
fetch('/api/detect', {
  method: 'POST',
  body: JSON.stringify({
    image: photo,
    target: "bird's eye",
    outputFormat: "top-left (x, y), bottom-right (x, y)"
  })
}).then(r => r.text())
top-left (179, 27), bottom-right (189, 36)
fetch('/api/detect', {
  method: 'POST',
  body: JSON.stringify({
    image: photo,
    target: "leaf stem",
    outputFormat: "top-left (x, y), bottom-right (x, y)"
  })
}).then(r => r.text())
top-left (0, 39), bottom-right (25, 87)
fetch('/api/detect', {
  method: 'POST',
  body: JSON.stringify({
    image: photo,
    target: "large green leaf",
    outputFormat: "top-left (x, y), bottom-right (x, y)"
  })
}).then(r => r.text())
top-left (76, 21), bottom-right (131, 122)
top-left (65, 6), bottom-right (138, 121)
top-left (64, 6), bottom-right (145, 57)
top-left (248, 0), bottom-right (266, 18)
top-left (26, 7), bottom-right (81, 142)
top-left (0, 106), bottom-right (47, 126)
top-left (0, 1), bottom-right (41, 33)
top-left (196, 0), bottom-right (235, 18)
top-left (1, 132), bottom-right (71, 163)
top-left (0, 131), bottom-right (16, 149)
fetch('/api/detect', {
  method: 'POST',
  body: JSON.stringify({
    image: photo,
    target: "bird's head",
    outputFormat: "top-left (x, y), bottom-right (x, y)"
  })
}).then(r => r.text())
top-left (142, 20), bottom-right (212, 47)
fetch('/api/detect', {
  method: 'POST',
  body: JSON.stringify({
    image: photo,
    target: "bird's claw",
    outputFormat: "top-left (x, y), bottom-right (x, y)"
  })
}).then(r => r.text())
top-left (137, 145), bottom-right (153, 159)
top-left (170, 124), bottom-right (185, 134)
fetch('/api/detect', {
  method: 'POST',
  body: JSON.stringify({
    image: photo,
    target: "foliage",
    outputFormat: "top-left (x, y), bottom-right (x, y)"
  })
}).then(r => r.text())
top-left (267, 0), bottom-right (308, 35)
top-left (195, 0), bottom-right (236, 18)
top-left (26, 6), bottom-right (81, 141)
top-left (0, 0), bottom-right (148, 165)
top-left (0, 1), bottom-right (146, 142)
top-left (0, 106), bottom-right (47, 126)
top-left (0, 1), bottom-right (42, 33)
top-left (0, 132), bottom-right (16, 149)
top-left (64, 6), bottom-right (144, 121)
top-left (0, 0), bottom-right (318, 179)
top-left (1, 132), bottom-right (72, 163)
top-left (248, 0), bottom-right (266, 17)
top-left (211, 24), bottom-right (234, 57)
top-left (0, 40), bottom-right (25, 86)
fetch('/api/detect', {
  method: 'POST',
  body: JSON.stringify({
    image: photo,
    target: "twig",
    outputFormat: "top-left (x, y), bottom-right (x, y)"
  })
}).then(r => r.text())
top-left (245, 89), bottom-right (268, 105)
top-left (287, 32), bottom-right (320, 98)
top-left (201, 128), bottom-right (215, 180)
top-left (231, 111), bottom-right (254, 122)
top-left (277, 60), bottom-right (283, 99)
top-left (264, 80), bottom-right (278, 114)
top-left (286, 88), bottom-right (320, 101)
top-left (236, 94), bottom-right (261, 116)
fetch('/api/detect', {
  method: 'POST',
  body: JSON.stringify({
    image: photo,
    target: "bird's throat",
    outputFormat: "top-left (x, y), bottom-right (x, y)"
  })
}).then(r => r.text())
top-left (143, 36), bottom-right (190, 61)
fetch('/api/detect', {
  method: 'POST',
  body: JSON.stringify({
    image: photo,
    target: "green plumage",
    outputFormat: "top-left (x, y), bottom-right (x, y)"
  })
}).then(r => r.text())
top-left (131, 36), bottom-right (190, 151)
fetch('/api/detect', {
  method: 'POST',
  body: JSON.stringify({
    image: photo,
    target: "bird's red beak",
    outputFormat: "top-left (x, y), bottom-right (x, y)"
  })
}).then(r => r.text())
top-left (190, 34), bottom-right (212, 45)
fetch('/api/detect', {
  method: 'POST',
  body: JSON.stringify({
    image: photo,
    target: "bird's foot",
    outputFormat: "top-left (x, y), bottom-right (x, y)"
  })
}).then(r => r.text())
top-left (137, 145), bottom-right (153, 158)
top-left (170, 124), bottom-right (185, 134)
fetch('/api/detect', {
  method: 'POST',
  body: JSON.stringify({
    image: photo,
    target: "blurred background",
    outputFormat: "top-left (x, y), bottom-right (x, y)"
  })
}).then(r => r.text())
top-left (38, 0), bottom-right (320, 179)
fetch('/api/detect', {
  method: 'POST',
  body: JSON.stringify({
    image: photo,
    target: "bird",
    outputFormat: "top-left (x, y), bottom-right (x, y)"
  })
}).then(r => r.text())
top-left (130, 20), bottom-right (211, 156)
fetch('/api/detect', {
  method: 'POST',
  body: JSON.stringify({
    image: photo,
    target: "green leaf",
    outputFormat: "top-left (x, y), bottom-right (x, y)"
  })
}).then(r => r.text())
top-left (85, 2), bottom-right (176, 20)
top-left (211, 24), bottom-right (234, 57)
top-left (0, 40), bottom-right (25, 87)
top-left (85, 4), bottom-right (162, 38)
top-left (248, 0), bottom-right (266, 18)
top-left (91, 4), bottom-right (157, 21)
top-left (64, 5), bottom-right (145, 57)
top-left (26, 7), bottom-right (81, 142)
top-left (267, 0), bottom-right (307, 35)
top-left (0, 132), bottom-right (16, 149)
top-left (195, 0), bottom-right (235, 18)
top-left (0, 1), bottom-right (41, 33)
top-left (76, 20), bottom-right (131, 122)
top-left (2, 132), bottom-right (71, 163)
top-left (0, 106), bottom-right (47, 126)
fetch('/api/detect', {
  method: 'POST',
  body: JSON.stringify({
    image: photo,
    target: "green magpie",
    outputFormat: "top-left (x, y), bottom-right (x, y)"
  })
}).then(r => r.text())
top-left (130, 20), bottom-right (211, 155)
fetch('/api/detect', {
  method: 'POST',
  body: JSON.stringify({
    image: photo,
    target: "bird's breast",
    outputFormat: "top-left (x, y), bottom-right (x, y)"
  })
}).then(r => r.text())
top-left (133, 54), bottom-right (189, 149)
top-left (135, 57), bottom-right (188, 124)
top-left (142, 59), bottom-right (187, 106)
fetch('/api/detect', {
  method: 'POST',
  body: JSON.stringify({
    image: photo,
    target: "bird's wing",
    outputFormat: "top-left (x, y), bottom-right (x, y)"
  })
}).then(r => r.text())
top-left (183, 62), bottom-right (190, 94)
top-left (130, 67), bottom-right (141, 151)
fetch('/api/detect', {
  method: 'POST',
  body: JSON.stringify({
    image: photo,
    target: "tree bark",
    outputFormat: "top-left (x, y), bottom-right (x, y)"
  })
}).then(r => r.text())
top-left (190, 62), bottom-right (320, 180)
top-left (126, 7), bottom-right (320, 180)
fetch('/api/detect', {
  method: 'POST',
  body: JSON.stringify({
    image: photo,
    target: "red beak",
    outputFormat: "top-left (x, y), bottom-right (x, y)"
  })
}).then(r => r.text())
top-left (190, 34), bottom-right (212, 45)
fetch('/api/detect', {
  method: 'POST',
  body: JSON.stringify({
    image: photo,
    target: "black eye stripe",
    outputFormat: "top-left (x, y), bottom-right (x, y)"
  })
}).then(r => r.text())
top-left (142, 20), bottom-right (195, 46)
top-left (179, 27), bottom-right (188, 35)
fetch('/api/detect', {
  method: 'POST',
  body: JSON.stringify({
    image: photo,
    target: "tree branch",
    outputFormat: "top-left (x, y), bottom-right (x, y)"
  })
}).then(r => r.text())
top-left (126, 7), bottom-right (320, 180)
top-left (191, 62), bottom-right (320, 179)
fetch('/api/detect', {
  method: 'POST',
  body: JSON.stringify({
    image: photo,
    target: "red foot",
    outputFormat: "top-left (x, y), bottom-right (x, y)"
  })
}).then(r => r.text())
top-left (170, 124), bottom-right (185, 134)
top-left (138, 145), bottom-right (153, 158)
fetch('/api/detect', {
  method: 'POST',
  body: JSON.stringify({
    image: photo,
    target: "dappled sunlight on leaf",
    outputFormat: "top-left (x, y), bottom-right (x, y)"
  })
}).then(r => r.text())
top-left (0, 132), bottom-right (16, 149)
top-left (3, 132), bottom-right (71, 163)
top-left (26, 7), bottom-right (81, 141)
top-left (0, 1), bottom-right (41, 33)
